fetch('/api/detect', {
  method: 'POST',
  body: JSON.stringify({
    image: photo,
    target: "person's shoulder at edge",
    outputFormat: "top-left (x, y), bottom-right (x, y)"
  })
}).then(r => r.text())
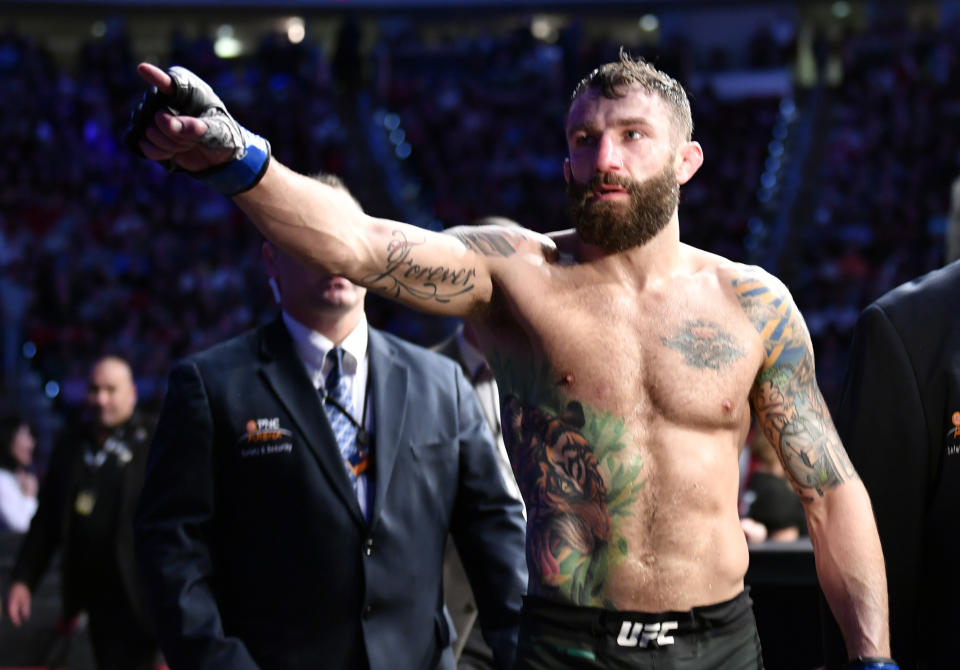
top-left (872, 257), bottom-right (960, 313)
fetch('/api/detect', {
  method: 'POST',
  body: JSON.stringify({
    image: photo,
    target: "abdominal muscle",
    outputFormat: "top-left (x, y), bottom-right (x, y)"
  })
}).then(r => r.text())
top-left (506, 399), bottom-right (750, 613)
top-left (601, 432), bottom-right (750, 612)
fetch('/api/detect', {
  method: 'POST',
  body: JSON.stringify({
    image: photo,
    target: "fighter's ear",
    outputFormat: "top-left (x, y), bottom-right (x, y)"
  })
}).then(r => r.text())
top-left (675, 141), bottom-right (703, 185)
top-left (261, 242), bottom-right (282, 303)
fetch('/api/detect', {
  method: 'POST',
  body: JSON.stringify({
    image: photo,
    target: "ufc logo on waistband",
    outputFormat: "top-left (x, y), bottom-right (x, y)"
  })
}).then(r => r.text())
top-left (616, 621), bottom-right (678, 648)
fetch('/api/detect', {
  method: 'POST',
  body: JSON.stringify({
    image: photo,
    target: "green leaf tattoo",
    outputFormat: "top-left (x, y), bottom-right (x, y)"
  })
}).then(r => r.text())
top-left (491, 352), bottom-right (645, 606)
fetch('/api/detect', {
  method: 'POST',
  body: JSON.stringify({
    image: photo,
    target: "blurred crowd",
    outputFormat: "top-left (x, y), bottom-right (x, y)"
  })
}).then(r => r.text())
top-left (374, 19), bottom-right (789, 253)
top-left (0, 14), bottom-right (791, 427)
top-left (0, 26), bottom-right (349, 416)
top-left (792, 17), bottom-right (960, 402)
top-left (0, 7), bottom-right (956, 455)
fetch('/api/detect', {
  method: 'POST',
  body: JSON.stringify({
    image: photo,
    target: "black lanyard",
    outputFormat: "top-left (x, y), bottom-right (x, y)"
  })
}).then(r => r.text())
top-left (320, 367), bottom-right (372, 449)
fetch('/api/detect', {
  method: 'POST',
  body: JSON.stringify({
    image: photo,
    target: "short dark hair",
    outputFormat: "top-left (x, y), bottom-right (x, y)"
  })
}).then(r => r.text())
top-left (569, 47), bottom-right (693, 141)
top-left (0, 413), bottom-right (27, 471)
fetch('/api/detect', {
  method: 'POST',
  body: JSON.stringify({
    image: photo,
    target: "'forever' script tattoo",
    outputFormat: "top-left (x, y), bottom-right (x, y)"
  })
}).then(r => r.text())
top-left (362, 230), bottom-right (476, 303)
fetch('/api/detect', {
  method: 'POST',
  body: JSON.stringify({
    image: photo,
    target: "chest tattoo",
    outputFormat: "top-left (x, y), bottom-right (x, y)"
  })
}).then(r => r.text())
top-left (660, 320), bottom-right (746, 371)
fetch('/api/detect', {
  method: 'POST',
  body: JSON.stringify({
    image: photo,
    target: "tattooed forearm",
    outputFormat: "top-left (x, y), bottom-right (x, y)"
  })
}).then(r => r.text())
top-left (361, 229), bottom-right (477, 303)
top-left (660, 320), bottom-right (746, 370)
top-left (452, 230), bottom-right (517, 257)
top-left (734, 269), bottom-right (857, 496)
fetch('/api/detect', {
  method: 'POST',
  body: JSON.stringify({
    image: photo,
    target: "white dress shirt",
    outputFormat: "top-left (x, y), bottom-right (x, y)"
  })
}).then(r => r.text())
top-left (0, 468), bottom-right (38, 532)
top-left (456, 327), bottom-right (524, 507)
top-left (283, 311), bottom-right (374, 517)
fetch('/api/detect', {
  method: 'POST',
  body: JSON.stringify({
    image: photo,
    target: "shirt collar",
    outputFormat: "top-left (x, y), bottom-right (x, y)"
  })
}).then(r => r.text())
top-left (456, 324), bottom-right (488, 378)
top-left (282, 310), bottom-right (368, 377)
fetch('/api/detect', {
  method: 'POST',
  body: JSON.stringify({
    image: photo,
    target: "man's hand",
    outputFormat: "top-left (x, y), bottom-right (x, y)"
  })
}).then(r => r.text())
top-left (127, 63), bottom-right (271, 195)
top-left (7, 582), bottom-right (32, 626)
top-left (740, 517), bottom-right (768, 544)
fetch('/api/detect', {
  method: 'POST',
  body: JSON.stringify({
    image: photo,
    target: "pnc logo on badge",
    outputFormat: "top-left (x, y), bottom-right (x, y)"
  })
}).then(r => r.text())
top-left (616, 620), bottom-right (678, 648)
top-left (240, 417), bottom-right (291, 443)
top-left (945, 411), bottom-right (960, 456)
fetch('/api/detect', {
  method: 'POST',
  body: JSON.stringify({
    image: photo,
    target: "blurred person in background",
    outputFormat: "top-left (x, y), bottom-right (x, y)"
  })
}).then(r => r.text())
top-left (948, 175), bottom-right (960, 265)
top-left (134, 175), bottom-right (526, 670)
top-left (739, 427), bottom-right (807, 544)
top-left (0, 414), bottom-right (39, 533)
top-left (6, 356), bottom-right (161, 670)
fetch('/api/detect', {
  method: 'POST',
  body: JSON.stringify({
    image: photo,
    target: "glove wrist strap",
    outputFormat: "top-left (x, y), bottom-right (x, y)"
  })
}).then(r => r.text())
top-left (197, 128), bottom-right (271, 196)
top-left (845, 656), bottom-right (899, 669)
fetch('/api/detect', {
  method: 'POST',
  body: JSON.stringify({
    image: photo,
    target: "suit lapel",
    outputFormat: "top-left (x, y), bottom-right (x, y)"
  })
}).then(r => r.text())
top-left (367, 328), bottom-right (408, 527)
top-left (258, 318), bottom-right (366, 526)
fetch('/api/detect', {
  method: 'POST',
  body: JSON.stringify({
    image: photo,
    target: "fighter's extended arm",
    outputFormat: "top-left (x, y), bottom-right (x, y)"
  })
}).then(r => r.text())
top-left (129, 63), bottom-right (544, 318)
top-left (235, 161), bottom-right (492, 316)
top-left (732, 267), bottom-right (892, 663)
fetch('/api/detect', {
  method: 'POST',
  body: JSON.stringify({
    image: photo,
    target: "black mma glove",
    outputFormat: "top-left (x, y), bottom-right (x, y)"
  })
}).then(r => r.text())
top-left (844, 657), bottom-right (899, 670)
top-left (126, 65), bottom-right (270, 196)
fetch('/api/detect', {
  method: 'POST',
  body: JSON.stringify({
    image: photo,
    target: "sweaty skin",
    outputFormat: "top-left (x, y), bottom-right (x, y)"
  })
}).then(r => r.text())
top-left (471, 239), bottom-right (765, 611)
top-left (135, 63), bottom-right (889, 657)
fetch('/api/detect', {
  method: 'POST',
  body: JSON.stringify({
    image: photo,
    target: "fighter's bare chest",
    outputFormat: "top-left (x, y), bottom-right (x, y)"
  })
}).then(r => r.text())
top-left (513, 286), bottom-right (762, 429)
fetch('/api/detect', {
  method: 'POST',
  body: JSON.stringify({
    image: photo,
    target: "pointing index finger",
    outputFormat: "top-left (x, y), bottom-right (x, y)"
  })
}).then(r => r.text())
top-left (137, 62), bottom-right (173, 94)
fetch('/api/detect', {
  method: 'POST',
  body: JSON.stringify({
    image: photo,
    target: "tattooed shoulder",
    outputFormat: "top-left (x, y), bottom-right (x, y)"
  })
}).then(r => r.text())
top-left (449, 229), bottom-right (518, 258)
top-left (730, 265), bottom-right (857, 495)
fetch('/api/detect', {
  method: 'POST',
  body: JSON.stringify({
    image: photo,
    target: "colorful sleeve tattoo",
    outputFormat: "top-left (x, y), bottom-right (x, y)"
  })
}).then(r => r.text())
top-left (733, 267), bottom-right (857, 499)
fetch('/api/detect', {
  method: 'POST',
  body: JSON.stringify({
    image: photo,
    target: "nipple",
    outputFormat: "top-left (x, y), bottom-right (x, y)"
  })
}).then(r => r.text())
top-left (721, 399), bottom-right (733, 412)
top-left (557, 373), bottom-right (575, 387)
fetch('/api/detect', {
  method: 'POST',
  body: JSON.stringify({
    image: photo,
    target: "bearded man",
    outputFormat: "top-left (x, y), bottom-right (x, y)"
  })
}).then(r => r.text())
top-left (127, 49), bottom-right (896, 670)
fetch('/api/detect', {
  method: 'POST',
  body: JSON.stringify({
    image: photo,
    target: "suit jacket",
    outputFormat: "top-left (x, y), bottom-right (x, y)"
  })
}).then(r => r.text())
top-left (821, 260), bottom-right (960, 669)
top-left (431, 331), bottom-right (520, 504)
top-left (134, 317), bottom-right (527, 670)
top-left (11, 413), bottom-right (153, 632)
top-left (432, 329), bottom-right (525, 667)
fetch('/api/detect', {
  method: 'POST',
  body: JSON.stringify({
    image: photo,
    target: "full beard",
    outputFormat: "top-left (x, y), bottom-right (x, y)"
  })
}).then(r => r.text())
top-left (566, 162), bottom-right (679, 252)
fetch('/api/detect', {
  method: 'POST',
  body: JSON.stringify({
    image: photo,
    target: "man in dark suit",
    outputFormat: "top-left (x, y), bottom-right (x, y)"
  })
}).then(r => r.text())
top-left (821, 259), bottom-right (960, 668)
top-left (133, 176), bottom-right (527, 670)
top-left (6, 355), bottom-right (160, 670)
top-left (434, 319), bottom-right (524, 669)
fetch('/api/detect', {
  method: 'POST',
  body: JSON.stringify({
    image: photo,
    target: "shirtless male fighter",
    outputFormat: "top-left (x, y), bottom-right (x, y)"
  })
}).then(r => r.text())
top-left (127, 51), bottom-right (896, 670)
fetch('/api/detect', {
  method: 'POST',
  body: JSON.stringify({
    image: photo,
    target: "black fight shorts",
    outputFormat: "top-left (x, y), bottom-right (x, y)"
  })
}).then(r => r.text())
top-left (514, 590), bottom-right (763, 670)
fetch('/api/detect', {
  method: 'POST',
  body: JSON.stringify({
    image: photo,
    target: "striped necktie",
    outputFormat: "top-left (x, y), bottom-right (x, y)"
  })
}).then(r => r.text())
top-left (324, 347), bottom-right (371, 519)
